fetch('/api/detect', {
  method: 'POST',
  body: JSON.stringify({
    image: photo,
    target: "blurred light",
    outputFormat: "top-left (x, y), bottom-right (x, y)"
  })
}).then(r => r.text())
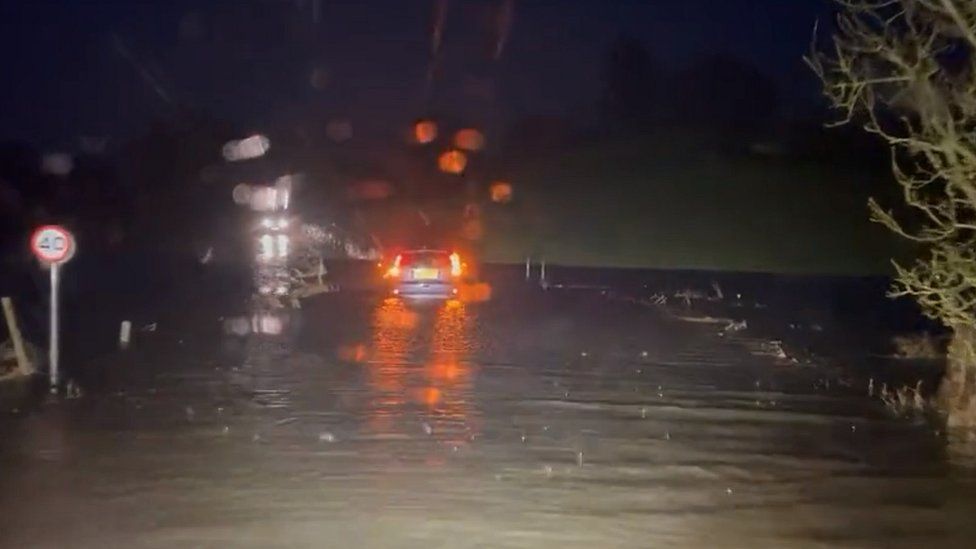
top-left (276, 234), bottom-right (289, 257)
top-left (224, 314), bottom-right (285, 336)
top-left (438, 150), bottom-right (467, 174)
top-left (385, 254), bottom-right (402, 278)
top-left (454, 128), bottom-right (485, 152)
top-left (222, 134), bottom-right (270, 162)
top-left (490, 181), bottom-right (513, 203)
top-left (450, 252), bottom-right (462, 277)
top-left (420, 387), bottom-right (442, 407)
top-left (232, 183), bottom-right (252, 205)
top-left (250, 186), bottom-right (278, 212)
top-left (261, 217), bottom-right (289, 230)
top-left (255, 314), bottom-right (283, 335)
top-left (275, 175), bottom-right (293, 210)
top-left (414, 119), bottom-right (438, 144)
top-left (326, 119), bottom-right (353, 142)
top-left (258, 234), bottom-right (274, 262)
top-left (41, 153), bottom-right (73, 176)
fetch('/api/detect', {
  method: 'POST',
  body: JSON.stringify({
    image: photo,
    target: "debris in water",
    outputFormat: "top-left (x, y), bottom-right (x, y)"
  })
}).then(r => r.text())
top-left (222, 426), bottom-right (230, 435)
top-left (640, 351), bottom-right (649, 358)
top-left (141, 323), bottom-right (157, 332)
top-left (580, 351), bottom-right (588, 358)
top-left (543, 465), bottom-right (553, 477)
top-left (577, 451), bottom-right (584, 467)
top-left (641, 407), bottom-right (647, 419)
top-left (726, 488), bottom-right (734, 495)
top-left (851, 424), bottom-right (857, 433)
top-left (664, 431), bottom-right (671, 440)
top-left (318, 432), bottom-right (336, 443)
top-left (521, 434), bottom-right (527, 443)
top-left (723, 319), bottom-right (747, 333)
top-left (422, 422), bottom-right (433, 435)
top-left (185, 406), bottom-right (195, 421)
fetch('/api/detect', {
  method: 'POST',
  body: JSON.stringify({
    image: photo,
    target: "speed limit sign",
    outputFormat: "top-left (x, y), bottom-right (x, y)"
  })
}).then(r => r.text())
top-left (30, 225), bottom-right (75, 264)
top-left (29, 224), bottom-right (75, 392)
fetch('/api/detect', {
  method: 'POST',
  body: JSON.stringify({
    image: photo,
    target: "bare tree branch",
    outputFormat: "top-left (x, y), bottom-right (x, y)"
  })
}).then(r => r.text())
top-left (808, 0), bottom-right (976, 332)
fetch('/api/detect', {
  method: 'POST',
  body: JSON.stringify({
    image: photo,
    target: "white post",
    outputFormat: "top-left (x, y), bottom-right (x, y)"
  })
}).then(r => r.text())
top-left (119, 321), bottom-right (132, 349)
top-left (49, 263), bottom-right (60, 392)
top-left (2, 297), bottom-right (33, 376)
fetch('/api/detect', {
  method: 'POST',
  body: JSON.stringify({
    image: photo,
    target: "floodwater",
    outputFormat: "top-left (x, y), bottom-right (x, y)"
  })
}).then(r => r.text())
top-left (1, 286), bottom-right (975, 548)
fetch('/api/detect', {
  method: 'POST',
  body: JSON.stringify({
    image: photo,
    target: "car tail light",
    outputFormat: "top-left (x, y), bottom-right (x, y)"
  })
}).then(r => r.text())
top-left (450, 252), bottom-right (462, 277)
top-left (385, 254), bottom-right (403, 278)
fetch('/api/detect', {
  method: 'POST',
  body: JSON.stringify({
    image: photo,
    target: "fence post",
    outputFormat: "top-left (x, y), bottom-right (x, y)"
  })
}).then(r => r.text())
top-left (2, 297), bottom-right (34, 376)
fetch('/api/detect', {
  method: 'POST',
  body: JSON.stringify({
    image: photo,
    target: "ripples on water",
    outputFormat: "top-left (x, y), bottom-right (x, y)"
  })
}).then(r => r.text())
top-left (2, 293), bottom-right (976, 548)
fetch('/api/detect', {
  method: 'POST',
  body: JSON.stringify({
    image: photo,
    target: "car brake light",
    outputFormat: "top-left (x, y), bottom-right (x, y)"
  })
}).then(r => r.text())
top-left (385, 254), bottom-right (402, 278)
top-left (450, 252), bottom-right (462, 277)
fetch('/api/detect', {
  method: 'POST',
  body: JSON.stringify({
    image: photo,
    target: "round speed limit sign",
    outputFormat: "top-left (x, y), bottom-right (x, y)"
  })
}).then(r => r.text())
top-left (30, 225), bottom-right (75, 264)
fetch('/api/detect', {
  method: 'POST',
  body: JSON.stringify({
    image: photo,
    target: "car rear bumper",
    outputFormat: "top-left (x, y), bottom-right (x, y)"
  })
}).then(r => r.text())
top-left (394, 281), bottom-right (457, 299)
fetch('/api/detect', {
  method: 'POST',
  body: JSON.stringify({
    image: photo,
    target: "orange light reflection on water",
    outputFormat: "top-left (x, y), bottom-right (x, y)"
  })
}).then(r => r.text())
top-left (365, 298), bottom-right (478, 453)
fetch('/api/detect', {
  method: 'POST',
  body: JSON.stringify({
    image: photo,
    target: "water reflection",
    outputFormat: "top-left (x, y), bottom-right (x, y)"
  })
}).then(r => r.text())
top-left (365, 298), bottom-right (478, 451)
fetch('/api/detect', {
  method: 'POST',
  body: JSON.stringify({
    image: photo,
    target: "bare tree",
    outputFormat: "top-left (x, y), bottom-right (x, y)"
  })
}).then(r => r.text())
top-left (807, 0), bottom-right (976, 427)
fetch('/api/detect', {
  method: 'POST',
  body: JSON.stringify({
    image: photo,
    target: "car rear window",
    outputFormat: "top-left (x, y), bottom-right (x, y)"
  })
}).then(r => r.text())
top-left (401, 251), bottom-right (451, 268)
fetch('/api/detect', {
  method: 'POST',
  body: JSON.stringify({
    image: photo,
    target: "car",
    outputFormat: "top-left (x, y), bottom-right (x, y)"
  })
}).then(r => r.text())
top-left (382, 249), bottom-right (463, 299)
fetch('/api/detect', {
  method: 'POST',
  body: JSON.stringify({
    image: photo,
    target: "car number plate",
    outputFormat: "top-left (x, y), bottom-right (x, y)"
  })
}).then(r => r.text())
top-left (413, 268), bottom-right (439, 280)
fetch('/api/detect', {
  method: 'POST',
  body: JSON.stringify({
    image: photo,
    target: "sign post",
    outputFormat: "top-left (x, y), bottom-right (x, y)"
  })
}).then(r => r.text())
top-left (30, 225), bottom-right (75, 392)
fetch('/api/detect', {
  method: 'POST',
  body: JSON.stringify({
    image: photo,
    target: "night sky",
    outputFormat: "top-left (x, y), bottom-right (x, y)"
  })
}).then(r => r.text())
top-left (1, 0), bottom-right (830, 149)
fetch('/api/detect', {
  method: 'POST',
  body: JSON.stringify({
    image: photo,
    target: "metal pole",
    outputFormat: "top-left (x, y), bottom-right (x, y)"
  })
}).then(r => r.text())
top-left (49, 263), bottom-right (60, 392)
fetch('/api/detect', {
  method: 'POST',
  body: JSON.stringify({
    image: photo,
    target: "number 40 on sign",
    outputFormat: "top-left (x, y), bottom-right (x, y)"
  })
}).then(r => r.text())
top-left (31, 225), bottom-right (75, 264)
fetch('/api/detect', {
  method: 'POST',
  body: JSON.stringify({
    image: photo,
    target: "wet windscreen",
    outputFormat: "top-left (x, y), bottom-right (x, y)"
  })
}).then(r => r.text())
top-left (4, 1), bottom-right (976, 548)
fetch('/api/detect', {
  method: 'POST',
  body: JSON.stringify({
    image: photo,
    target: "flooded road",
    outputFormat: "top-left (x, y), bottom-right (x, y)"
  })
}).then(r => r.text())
top-left (2, 287), bottom-right (975, 548)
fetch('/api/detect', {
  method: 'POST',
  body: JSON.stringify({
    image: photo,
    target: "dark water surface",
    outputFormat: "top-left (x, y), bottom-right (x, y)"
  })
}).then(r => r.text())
top-left (1, 280), bottom-right (975, 548)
